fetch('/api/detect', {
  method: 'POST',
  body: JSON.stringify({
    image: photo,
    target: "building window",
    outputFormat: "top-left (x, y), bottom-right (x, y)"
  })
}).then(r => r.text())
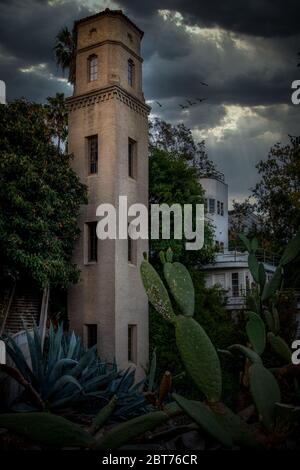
top-left (217, 201), bottom-right (221, 215)
top-left (87, 135), bottom-right (98, 174)
top-left (88, 55), bottom-right (98, 81)
top-left (128, 324), bottom-right (137, 363)
top-left (87, 222), bottom-right (98, 262)
top-left (220, 241), bottom-right (224, 252)
top-left (209, 198), bottom-right (215, 214)
top-left (246, 275), bottom-right (250, 294)
top-left (221, 202), bottom-right (224, 216)
top-left (128, 138), bottom-right (136, 178)
top-left (128, 59), bottom-right (134, 87)
top-left (86, 324), bottom-right (97, 348)
top-left (231, 272), bottom-right (239, 297)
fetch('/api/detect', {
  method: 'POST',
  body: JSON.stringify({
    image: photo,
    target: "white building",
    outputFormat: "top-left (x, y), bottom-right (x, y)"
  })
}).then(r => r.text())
top-left (0, 80), bottom-right (6, 104)
top-left (201, 173), bottom-right (277, 310)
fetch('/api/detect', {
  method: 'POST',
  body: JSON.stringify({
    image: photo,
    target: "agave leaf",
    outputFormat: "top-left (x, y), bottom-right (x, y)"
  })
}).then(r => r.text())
top-left (24, 329), bottom-right (38, 379)
top-left (67, 331), bottom-right (77, 359)
top-left (46, 374), bottom-right (83, 399)
top-left (279, 230), bottom-right (300, 266)
top-left (32, 325), bottom-right (44, 386)
top-left (83, 372), bottom-right (119, 393)
top-left (140, 259), bottom-right (176, 324)
top-left (246, 312), bottom-right (266, 355)
top-left (49, 392), bottom-right (82, 410)
top-left (249, 363), bottom-right (281, 430)
top-left (69, 345), bottom-right (97, 378)
top-left (173, 393), bottom-right (233, 447)
top-left (47, 358), bottom-right (78, 385)
top-left (5, 337), bottom-right (36, 386)
top-left (164, 262), bottom-right (195, 316)
top-left (228, 344), bottom-right (262, 364)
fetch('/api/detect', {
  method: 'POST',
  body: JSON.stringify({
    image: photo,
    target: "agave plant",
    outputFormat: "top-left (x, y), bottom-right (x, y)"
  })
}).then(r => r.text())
top-left (0, 323), bottom-right (148, 419)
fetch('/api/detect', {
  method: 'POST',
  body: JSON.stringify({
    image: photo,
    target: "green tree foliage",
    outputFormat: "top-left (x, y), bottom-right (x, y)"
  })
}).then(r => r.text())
top-left (44, 93), bottom-right (68, 149)
top-left (0, 99), bottom-right (87, 288)
top-left (253, 135), bottom-right (300, 249)
top-left (149, 119), bottom-right (216, 268)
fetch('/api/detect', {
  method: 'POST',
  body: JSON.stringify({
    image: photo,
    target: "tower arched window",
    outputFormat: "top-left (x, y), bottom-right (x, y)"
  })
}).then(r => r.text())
top-left (128, 59), bottom-right (134, 87)
top-left (88, 55), bottom-right (98, 82)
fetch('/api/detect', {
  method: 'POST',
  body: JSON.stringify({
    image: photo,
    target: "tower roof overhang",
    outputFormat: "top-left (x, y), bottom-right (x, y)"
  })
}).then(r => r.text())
top-left (74, 8), bottom-right (144, 38)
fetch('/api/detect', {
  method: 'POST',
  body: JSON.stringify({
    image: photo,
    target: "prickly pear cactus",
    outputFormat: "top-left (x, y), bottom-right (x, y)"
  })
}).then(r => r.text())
top-left (173, 393), bottom-right (233, 448)
top-left (175, 315), bottom-right (222, 402)
top-left (267, 332), bottom-right (291, 363)
top-left (249, 363), bottom-right (281, 430)
top-left (248, 253), bottom-right (260, 283)
top-left (246, 312), bottom-right (266, 355)
top-left (163, 261), bottom-right (195, 316)
top-left (279, 230), bottom-right (300, 266)
top-left (140, 259), bottom-right (176, 324)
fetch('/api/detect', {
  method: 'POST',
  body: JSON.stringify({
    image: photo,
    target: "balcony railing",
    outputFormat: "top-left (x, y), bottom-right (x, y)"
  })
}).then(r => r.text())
top-left (214, 249), bottom-right (280, 267)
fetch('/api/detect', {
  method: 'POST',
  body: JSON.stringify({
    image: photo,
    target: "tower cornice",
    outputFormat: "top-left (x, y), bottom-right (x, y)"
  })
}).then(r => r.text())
top-left (66, 85), bottom-right (151, 118)
top-left (77, 40), bottom-right (143, 63)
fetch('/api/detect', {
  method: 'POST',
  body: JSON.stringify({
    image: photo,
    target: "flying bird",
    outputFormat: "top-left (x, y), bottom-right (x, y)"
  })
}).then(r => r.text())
top-left (196, 98), bottom-right (206, 103)
top-left (179, 104), bottom-right (188, 109)
top-left (200, 81), bottom-right (209, 86)
top-left (186, 99), bottom-right (196, 106)
top-left (155, 101), bottom-right (162, 107)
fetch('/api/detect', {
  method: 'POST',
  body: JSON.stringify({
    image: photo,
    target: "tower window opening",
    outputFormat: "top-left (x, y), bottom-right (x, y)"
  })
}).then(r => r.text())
top-left (85, 324), bottom-right (97, 348)
top-left (87, 222), bottom-right (98, 262)
top-left (128, 138), bottom-right (137, 178)
top-left (87, 135), bottom-right (98, 174)
top-left (217, 201), bottom-right (221, 215)
top-left (221, 202), bottom-right (224, 216)
top-left (128, 59), bottom-right (135, 87)
top-left (88, 55), bottom-right (98, 82)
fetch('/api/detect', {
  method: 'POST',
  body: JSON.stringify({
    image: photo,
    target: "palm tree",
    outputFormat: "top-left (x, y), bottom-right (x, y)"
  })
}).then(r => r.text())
top-left (54, 27), bottom-right (76, 85)
top-left (45, 93), bottom-right (68, 150)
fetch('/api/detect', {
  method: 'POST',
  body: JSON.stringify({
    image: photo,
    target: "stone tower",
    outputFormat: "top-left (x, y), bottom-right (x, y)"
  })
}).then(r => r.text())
top-left (67, 9), bottom-right (150, 377)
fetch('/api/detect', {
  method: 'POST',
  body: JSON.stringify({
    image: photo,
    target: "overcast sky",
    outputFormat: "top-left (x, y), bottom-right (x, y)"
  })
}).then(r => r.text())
top-left (0, 0), bottom-right (299, 205)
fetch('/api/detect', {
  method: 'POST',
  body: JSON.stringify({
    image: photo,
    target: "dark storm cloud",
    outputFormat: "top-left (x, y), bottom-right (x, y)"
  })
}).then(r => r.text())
top-left (0, 0), bottom-right (92, 101)
top-left (118, 0), bottom-right (300, 38)
top-left (0, 0), bottom-right (299, 201)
